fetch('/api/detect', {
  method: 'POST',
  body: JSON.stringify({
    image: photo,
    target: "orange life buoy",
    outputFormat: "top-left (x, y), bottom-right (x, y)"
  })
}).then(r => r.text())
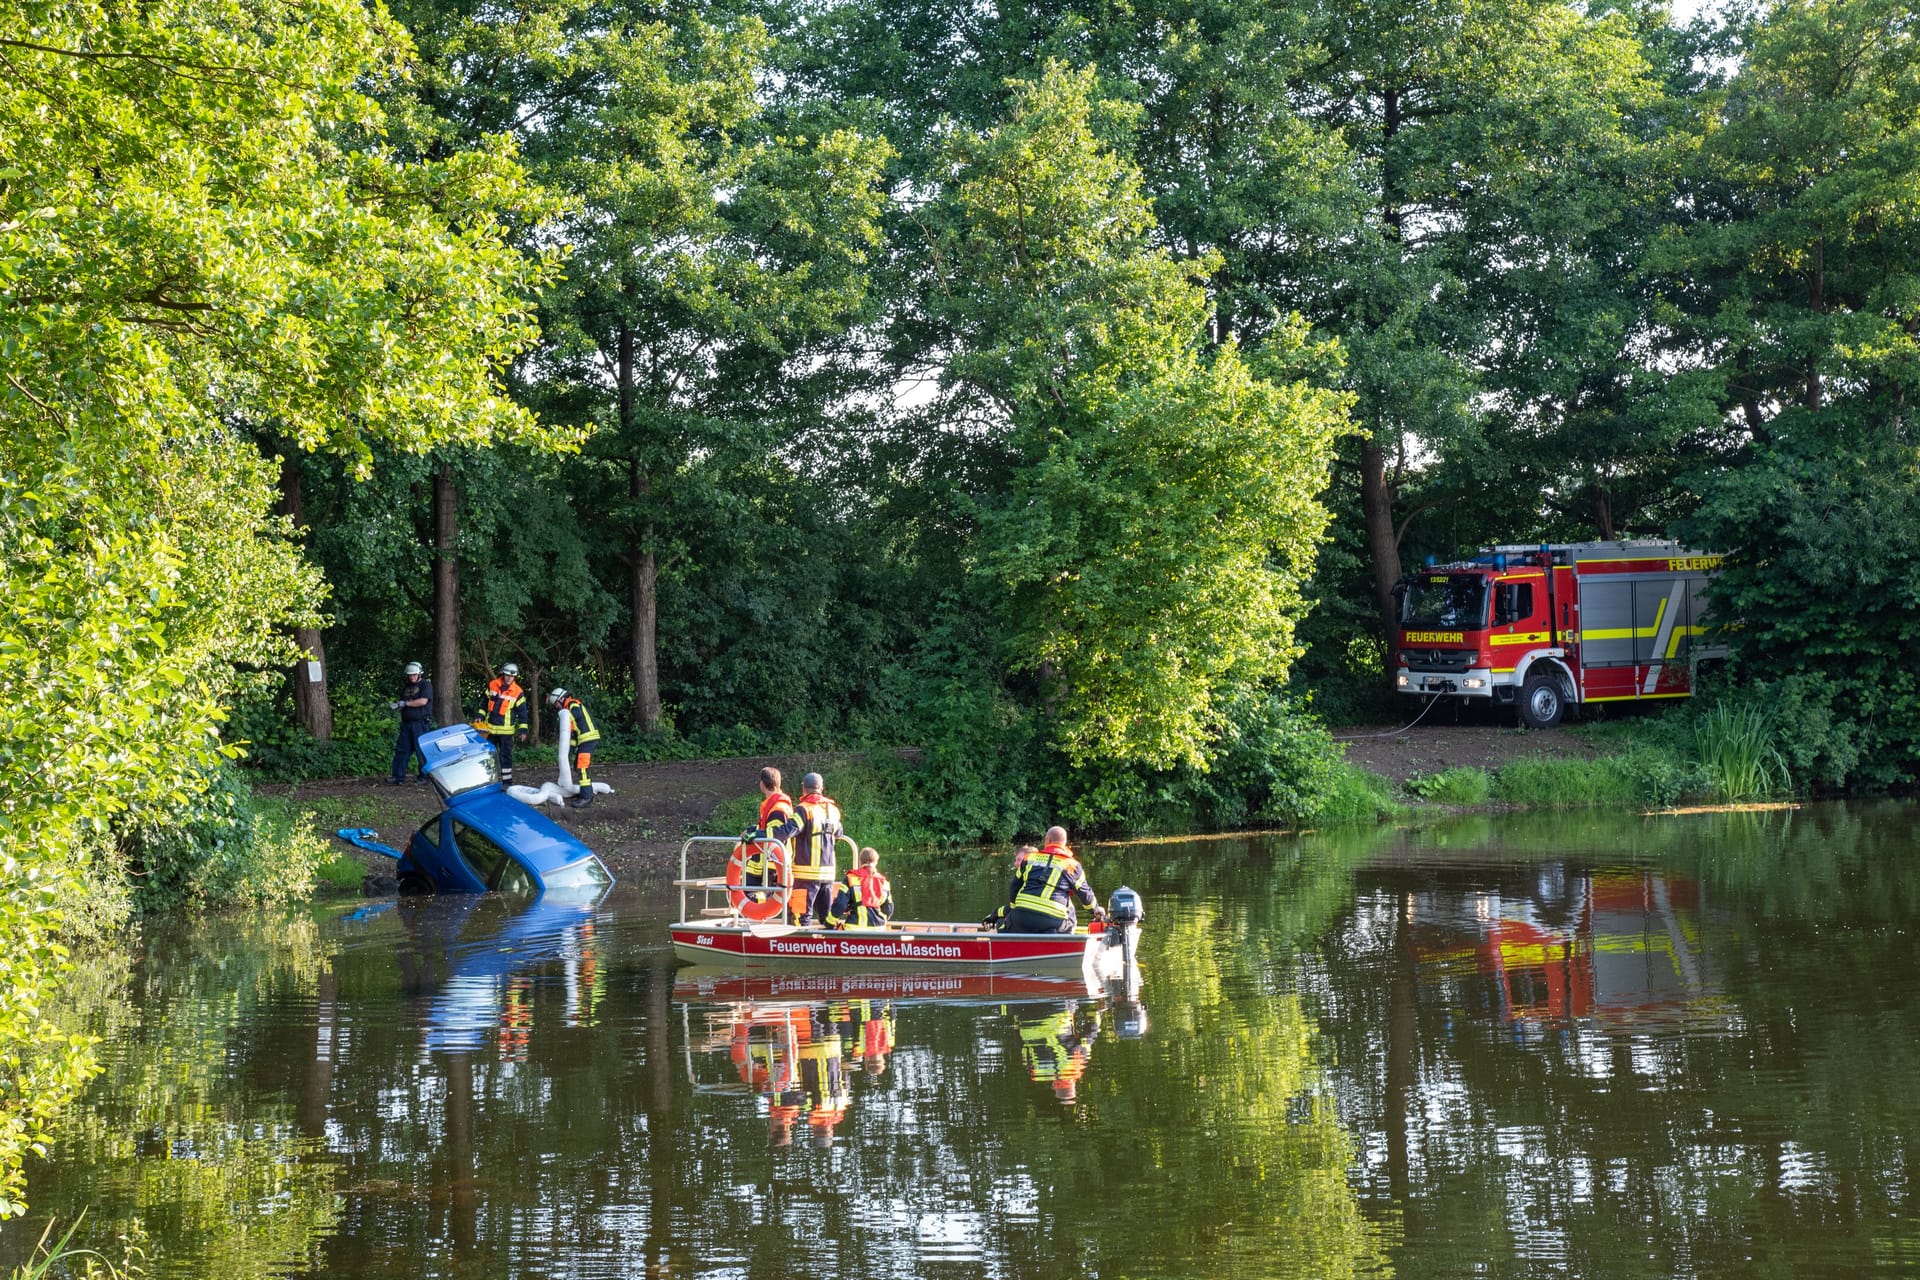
top-left (726, 838), bottom-right (794, 921)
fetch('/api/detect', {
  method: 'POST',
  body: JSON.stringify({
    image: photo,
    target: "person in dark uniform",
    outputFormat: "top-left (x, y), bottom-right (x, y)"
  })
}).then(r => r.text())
top-left (388, 661), bottom-right (434, 784)
top-left (994, 827), bottom-right (1103, 934)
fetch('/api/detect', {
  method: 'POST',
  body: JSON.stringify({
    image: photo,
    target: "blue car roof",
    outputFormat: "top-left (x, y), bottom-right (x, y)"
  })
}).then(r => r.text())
top-left (450, 789), bottom-right (602, 878)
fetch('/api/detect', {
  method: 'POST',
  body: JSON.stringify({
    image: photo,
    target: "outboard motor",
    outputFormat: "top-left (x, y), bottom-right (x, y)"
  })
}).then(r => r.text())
top-left (1103, 885), bottom-right (1144, 969)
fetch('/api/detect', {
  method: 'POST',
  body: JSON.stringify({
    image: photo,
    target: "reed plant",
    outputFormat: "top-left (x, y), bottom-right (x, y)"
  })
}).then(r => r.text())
top-left (1691, 703), bottom-right (1791, 802)
top-left (11, 1214), bottom-right (144, 1280)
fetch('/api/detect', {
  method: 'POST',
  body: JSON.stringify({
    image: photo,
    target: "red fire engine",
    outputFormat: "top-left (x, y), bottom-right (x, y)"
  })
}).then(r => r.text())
top-left (1393, 540), bottom-right (1726, 727)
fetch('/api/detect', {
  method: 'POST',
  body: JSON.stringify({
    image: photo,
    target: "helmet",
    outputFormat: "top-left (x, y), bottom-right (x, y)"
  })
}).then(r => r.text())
top-left (403, 661), bottom-right (423, 677)
top-left (548, 687), bottom-right (567, 706)
top-left (499, 662), bottom-right (520, 679)
top-left (802, 772), bottom-right (823, 792)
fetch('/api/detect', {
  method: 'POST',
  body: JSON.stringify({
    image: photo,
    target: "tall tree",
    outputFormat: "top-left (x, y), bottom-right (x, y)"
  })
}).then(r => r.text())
top-left (933, 64), bottom-right (1351, 767)
top-left (1675, 0), bottom-right (1920, 785)
top-left (0, 0), bottom-right (561, 1213)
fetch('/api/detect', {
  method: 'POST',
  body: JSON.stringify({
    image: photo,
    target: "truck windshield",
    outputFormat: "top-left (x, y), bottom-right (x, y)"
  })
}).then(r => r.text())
top-left (1400, 574), bottom-right (1487, 630)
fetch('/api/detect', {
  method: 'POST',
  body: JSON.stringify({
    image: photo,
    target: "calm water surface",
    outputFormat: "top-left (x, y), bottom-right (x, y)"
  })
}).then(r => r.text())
top-left (8, 803), bottom-right (1920, 1278)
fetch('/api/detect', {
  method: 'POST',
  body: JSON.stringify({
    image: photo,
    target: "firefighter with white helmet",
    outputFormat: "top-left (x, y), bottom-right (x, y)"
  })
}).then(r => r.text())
top-left (547, 686), bottom-right (602, 807)
top-left (482, 662), bottom-right (529, 783)
top-left (388, 660), bottom-right (435, 784)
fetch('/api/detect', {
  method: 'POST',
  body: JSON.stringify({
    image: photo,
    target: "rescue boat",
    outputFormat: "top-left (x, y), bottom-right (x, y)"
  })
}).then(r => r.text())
top-left (669, 836), bottom-right (1144, 971)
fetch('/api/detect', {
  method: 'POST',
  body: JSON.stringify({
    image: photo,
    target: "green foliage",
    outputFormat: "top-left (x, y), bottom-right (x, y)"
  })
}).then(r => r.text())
top-left (121, 773), bottom-right (332, 913)
top-left (1692, 704), bottom-right (1792, 803)
top-left (940, 64), bottom-right (1351, 771)
top-left (1302, 764), bottom-right (1407, 828)
top-left (0, 0), bottom-right (562, 1215)
top-left (1491, 757), bottom-right (1642, 808)
top-left (1407, 767), bottom-right (1494, 806)
top-left (9, 1213), bottom-right (146, 1280)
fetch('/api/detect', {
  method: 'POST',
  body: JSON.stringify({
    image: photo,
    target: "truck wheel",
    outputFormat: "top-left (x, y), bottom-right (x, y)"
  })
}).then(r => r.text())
top-left (1518, 671), bottom-right (1566, 729)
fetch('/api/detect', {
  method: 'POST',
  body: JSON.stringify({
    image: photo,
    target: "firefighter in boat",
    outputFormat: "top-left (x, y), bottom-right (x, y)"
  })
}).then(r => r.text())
top-left (790, 772), bottom-right (845, 924)
top-left (546, 687), bottom-right (601, 807)
top-left (980, 846), bottom-right (1037, 931)
top-left (827, 846), bottom-right (894, 929)
top-left (481, 662), bottom-right (530, 784)
top-left (737, 767), bottom-right (801, 909)
top-left (992, 828), bottom-right (1104, 934)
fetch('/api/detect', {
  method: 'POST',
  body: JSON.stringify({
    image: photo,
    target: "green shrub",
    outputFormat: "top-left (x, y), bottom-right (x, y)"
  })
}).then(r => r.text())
top-left (1406, 766), bottom-right (1493, 806)
top-left (1301, 762), bottom-right (1404, 826)
top-left (120, 771), bottom-right (330, 911)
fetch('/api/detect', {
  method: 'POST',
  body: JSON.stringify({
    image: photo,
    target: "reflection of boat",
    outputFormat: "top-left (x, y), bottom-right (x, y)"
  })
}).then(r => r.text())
top-left (670, 836), bottom-right (1141, 970)
top-left (403, 885), bottom-right (610, 1054)
top-left (380, 725), bottom-right (615, 896)
top-left (674, 967), bottom-right (1095, 1005)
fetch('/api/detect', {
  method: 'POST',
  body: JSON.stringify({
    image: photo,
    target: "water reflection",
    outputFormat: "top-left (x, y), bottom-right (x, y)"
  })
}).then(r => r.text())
top-left (396, 890), bottom-right (608, 1055)
top-left (60, 815), bottom-right (1859, 1278)
top-left (1404, 866), bottom-right (1728, 1036)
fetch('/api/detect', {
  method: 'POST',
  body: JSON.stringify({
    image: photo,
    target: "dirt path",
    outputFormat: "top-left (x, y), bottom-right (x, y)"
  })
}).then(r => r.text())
top-left (1334, 723), bottom-right (1598, 783)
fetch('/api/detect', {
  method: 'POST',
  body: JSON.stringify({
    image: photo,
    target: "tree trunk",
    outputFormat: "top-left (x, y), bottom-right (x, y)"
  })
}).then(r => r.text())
top-left (434, 460), bottom-right (461, 726)
top-left (631, 539), bottom-right (661, 733)
top-left (274, 452), bottom-right (333, 741)
top-left (1360, 438), bottom-right (1403, 661)
top-left (619, 316), bottom-right (663, 733)
top-left (1591, 484), bottom-right (1616, 541)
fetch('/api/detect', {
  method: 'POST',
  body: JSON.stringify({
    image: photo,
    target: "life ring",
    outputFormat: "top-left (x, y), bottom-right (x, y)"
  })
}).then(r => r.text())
top-left (726, 838), bottom-right (794, 922)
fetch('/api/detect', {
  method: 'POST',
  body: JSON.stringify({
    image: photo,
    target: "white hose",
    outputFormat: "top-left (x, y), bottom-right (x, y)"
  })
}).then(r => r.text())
top-left (506, 700), bottom-right (613, 807)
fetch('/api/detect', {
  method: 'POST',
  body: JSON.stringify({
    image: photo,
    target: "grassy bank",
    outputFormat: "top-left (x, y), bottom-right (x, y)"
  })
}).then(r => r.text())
top-left (1397, 704), bottom-right (1796, 815)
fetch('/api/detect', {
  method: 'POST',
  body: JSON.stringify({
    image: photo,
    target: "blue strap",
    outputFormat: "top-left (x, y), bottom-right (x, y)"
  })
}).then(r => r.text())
top-left (335, 828), bottom-right (403, 859)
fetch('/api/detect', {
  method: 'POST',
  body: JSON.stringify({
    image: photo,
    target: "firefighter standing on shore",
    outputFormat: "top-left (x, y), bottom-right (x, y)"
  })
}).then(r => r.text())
top-left (388, 661), bottom-right (434, 784)
top-left (791, 772), bottom-right (845, 924)
top-left (482, 663), bottom-right (529, 784)
top-left (548, 687), bottom-right (601, 807)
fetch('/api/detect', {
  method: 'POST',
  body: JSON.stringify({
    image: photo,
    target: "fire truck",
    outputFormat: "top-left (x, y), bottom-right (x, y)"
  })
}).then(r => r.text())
top-left (1393, 540), bottom-right (1726, 728)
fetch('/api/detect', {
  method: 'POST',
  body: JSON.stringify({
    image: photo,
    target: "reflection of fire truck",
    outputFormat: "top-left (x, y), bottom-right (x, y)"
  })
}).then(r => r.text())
top-left (1411, 870), bottom-right (1719, 1031)
top-left (1393, 540), bottom-right (1727, 727)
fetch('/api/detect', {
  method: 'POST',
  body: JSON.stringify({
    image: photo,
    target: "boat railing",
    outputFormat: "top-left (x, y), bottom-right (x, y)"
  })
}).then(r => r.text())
top-left (676, 832), bottom-right (874, 927)
top-left (675, 836), bottom-right (749, 925)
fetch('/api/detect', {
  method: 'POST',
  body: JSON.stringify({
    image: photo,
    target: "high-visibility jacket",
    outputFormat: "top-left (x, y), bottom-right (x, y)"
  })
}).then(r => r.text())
top-left (754, 789), bottom-right (799, 842)
top-left (792, 791), bottom-right (843, 883)
top-left (483, 677), bottom-right (527, 738)
top-left (742, 791), bottom-right (800, 883)
top-left (556, 696), bottom-right (600, 748)
top-left (1008, 844), bottom-right (1095, 923)
top-left (828, 866), bottom-right (893, 928)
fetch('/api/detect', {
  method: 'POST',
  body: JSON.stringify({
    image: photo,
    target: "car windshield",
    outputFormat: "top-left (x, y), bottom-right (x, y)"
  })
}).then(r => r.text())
top-left (542, 858), bottom-right (611, 894)
top-left (1400, 574), bottom-right (1488, 630)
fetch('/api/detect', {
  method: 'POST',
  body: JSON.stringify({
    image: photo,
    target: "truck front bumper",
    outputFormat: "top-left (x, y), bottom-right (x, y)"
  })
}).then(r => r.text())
top-left (1397, 667), bottom-right (1500, 698)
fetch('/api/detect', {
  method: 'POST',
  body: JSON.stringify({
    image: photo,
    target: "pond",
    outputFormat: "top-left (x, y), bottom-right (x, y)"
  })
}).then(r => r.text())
top-left (7, 802), bottom-right (1920, 1278)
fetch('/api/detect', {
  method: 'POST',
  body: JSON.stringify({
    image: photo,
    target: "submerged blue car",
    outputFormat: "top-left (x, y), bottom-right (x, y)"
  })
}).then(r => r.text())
top-left (393, 725), bottom-right (614, 897)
